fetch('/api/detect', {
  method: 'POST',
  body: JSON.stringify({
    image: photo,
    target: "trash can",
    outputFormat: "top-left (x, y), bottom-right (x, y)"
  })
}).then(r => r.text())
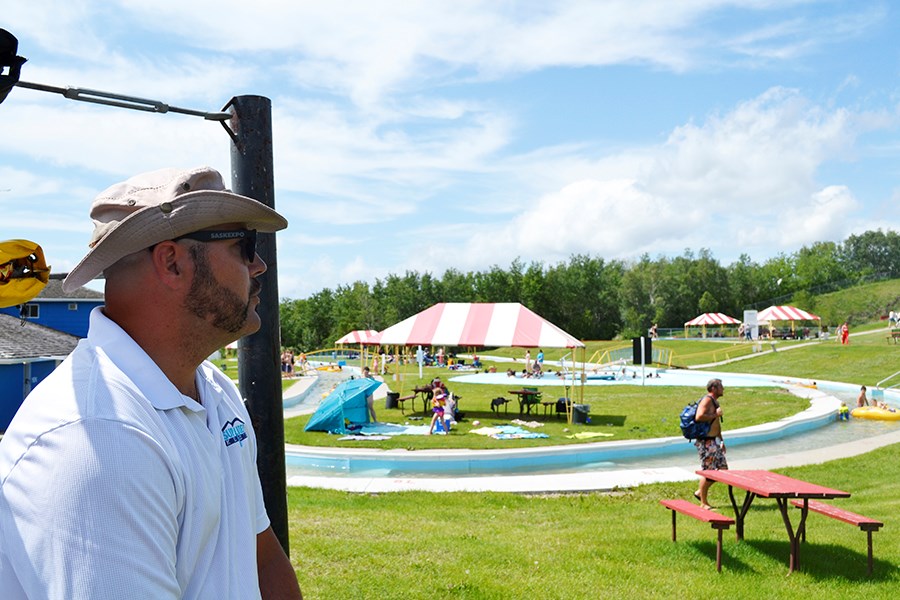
top-left (385, 392), bottom-right (399, 410)
top-left (573, 404), bottom-right (590, 424)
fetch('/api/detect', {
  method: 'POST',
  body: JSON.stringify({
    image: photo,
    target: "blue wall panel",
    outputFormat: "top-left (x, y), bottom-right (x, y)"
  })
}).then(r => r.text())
top-left (0, 300), bottom-right (102, 338)
top-left (0, 364), bottom-right (24, 431)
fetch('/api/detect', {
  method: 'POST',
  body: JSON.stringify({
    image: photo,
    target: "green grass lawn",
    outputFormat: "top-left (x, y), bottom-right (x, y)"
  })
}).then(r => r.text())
top-left (716, 327), bottom-right (900, 386)
top-left (283, 320), bottom-right (900, 597)
top-left (285, 385), bottom-right (805, 449)
top-left (287, 443), bottom-right (900, 598)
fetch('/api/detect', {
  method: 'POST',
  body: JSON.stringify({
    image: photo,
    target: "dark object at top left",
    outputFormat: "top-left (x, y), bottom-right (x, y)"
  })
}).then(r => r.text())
top-left (0, 29), bottom-right (27, 104)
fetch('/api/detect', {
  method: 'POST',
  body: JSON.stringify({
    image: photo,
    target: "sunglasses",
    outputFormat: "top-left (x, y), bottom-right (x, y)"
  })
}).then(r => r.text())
top-left (174, 229), bottom-right (258, 263)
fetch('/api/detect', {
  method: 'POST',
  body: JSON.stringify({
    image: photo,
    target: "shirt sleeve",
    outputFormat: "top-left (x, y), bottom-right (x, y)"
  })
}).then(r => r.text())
top-left (0, 419), bottom-right (182, 599)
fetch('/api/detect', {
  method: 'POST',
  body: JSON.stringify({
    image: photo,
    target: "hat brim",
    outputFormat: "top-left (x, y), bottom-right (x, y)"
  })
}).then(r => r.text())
top-left (63, 190), bottom-right (287, 292)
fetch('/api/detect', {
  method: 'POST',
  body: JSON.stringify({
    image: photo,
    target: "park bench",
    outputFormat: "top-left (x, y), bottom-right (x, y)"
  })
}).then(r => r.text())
top-left (790, 499), bottom-right (884, 576)
top-left (490, 397), bottom-right (510, 413)
top-left (660, 499), bottom-right (734, 572)
top-left (887, 330), bottom-right (900, 344)
top-left (395, 394), bottom-right (415, 414)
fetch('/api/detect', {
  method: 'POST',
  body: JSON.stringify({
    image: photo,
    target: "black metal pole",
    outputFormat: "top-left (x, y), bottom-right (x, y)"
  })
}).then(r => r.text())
top-left (227, 95), bottom-right (289, 553)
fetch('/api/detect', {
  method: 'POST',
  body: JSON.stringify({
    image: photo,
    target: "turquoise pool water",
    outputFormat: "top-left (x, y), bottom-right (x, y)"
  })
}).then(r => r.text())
top-left (284, 371), bottom-right (899, 478)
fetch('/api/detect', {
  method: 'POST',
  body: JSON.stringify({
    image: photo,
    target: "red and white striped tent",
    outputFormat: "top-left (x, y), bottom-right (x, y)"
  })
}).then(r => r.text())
top-left (757, 305), bottom-right (821, 323)
top-left (757, 305), bottom-right (820, 335)
top-left (683, 312), bottom-right (741, 338)
top-left (370, 302), bottom-right (584, 348)
top-left (684, 312), bottom-right (742, 326)
top-left (335, 330), bottom-right (379, 345)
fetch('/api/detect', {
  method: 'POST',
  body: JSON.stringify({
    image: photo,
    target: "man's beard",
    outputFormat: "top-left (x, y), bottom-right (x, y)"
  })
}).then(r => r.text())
top-left (184, 244), bottom-right (256, 334)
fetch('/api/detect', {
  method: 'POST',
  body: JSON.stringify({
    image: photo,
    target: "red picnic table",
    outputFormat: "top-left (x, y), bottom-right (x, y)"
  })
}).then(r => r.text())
top-left (507, 389), bottom-right (541, 415)
top-left (412, 385), bottom-right (434, 415)
top-left (698, 469), bottom-right (850, 574)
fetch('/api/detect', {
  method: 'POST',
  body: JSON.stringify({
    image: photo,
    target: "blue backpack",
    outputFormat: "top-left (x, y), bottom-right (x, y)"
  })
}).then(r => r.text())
top-left (679, 399), bottom-right (711, 440)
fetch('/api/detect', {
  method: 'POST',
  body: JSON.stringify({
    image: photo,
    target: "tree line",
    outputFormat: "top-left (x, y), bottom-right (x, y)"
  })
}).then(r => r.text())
top-left (280, 229), bottom-right (900, 350)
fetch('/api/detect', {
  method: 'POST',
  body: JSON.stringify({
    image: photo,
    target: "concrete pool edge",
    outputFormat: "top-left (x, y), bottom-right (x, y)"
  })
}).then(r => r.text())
top-left (285, 427), bottom-right (900, 493)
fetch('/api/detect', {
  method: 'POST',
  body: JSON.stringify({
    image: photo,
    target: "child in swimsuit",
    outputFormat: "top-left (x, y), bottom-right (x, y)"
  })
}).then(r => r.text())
top-left (428, 384), bottom-right (448, 435)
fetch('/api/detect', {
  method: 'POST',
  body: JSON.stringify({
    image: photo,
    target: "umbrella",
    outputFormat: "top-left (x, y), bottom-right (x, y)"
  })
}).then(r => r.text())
top-left (304, 377), bottom-right (382, 433)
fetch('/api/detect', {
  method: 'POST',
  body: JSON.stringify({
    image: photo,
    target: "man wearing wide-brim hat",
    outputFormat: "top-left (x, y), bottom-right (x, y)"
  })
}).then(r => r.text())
top-left (0, 167), bottom-right (302, 598)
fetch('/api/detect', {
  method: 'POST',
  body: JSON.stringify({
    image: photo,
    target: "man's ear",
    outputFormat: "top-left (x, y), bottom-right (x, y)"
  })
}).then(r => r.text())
top-left (148, 241), bottom-right (191, 290)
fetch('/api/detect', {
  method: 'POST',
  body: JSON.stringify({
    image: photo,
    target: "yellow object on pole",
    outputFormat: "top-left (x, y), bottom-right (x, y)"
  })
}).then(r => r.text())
top-left (0, 239), bottom-right (50, 308)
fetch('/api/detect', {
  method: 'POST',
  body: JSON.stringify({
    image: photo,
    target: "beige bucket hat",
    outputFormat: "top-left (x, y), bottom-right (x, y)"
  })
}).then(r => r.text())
top-left (63, 166), bottom-right (287, 293)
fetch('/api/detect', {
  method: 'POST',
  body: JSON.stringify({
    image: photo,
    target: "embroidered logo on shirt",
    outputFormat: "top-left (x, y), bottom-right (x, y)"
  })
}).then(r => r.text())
top-left (222, 418), bottom-right (248, 447)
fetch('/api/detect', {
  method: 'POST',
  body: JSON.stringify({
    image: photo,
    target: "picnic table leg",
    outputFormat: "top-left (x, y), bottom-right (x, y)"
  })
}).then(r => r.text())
top-left (775, 497), bottom-right (799, 574)
top-left (867, 530), bottom-right (874, 577)
top-left (670, 509), bottom-right (677, 542)
top-left (715, 527), bottom-right (724, 573)
top-left (727, 486), bottom-right (755, 541)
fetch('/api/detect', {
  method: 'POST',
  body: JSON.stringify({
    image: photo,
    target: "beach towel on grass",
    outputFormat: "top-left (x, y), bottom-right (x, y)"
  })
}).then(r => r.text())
top-left (355, 423), bottom-right (432, 436)
top-left (470, 425), bottom-right (549, 440)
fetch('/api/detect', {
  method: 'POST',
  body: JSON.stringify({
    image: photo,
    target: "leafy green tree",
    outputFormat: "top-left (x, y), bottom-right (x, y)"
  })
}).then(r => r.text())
top-left (520, 260), bottom-right (548, 313)
top-left (331, 281), bottom-right (377, 340)
top-left (438, 268), bottom-right (476, 302)
top-left (698, 290), bottom-right (718, 314)
top-left (279, 289), bottom-right (335, 351)
top-left (794, 241), bottom-right (847, 292)
top-left (726, 254), bottom-right (762, 314)
top-left (473, 264), bottom-right (519, 302)
top-left (373, 272), bottom-right (428, 326)
top-left (620, 255), bottom-right (665, 337)
top-left (543, 255), bottom-right (622, 340)
top-left (279, 228), bottom-right (898, 343)
top-left (758, 254), bottom-right (797, 304)
top-left (841, 229), bottom-right (900, 279)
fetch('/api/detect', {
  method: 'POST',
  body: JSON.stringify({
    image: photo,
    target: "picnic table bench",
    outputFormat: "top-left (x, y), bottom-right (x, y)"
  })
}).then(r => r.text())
top-left (698, 469), bottom-right (850, 574)
top-left (790, 499), bottom-right (884, 576)
top-left (490, 397), bottom-right (511, 413)
top-left (660, 499), bottom-right (734, 572)
top-left (395, 394), bottom-right (416, 414)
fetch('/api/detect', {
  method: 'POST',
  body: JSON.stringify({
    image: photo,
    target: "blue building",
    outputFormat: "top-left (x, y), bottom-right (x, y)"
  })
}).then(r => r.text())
top-left (0, 280), bottom-right (102, 431)
top-left (0, 280), bottom-right (104, 338)
top-left (0, 313), bottom-right (80, 431)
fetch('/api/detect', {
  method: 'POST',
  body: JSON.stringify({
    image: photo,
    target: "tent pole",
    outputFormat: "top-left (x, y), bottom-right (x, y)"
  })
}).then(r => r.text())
top-left (580, 345), bottom-right (586, 405)
top-left (572, 340), bottom-right (587, 404)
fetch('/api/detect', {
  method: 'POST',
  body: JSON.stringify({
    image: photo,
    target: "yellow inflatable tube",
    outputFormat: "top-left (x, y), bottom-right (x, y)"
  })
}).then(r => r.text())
top-left (851, 406), bottom-right (900, 421)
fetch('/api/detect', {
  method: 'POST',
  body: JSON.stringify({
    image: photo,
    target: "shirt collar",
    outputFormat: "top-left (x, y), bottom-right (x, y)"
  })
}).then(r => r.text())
top-left (88, 307), bottom-right (205, 413)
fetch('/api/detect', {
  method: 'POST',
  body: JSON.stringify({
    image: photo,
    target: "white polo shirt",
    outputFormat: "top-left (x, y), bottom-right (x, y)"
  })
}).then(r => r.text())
top-left (0, 308), bottom-right (270, 599)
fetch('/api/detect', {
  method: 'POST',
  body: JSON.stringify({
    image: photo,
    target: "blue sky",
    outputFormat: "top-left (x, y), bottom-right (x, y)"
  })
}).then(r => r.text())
top-left (2, 1), bottom-right (900, 299)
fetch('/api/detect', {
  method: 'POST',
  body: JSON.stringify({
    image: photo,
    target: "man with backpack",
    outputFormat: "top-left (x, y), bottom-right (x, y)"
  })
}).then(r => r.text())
top-left (694, 378), bottom-right (727, 510)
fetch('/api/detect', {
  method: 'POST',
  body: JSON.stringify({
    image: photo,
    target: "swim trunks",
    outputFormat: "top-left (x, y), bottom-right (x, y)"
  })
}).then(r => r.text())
top-left (695, 437), bottom-right (728, 471)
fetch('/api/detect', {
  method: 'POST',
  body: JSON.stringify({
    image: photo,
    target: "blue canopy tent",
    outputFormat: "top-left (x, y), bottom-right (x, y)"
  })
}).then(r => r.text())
top-left (304, 377), bottom-right (382, 433)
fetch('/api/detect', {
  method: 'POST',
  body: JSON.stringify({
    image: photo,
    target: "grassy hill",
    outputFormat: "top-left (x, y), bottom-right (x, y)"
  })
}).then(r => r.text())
top-left (799, 277), bottom-right (900, 326)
